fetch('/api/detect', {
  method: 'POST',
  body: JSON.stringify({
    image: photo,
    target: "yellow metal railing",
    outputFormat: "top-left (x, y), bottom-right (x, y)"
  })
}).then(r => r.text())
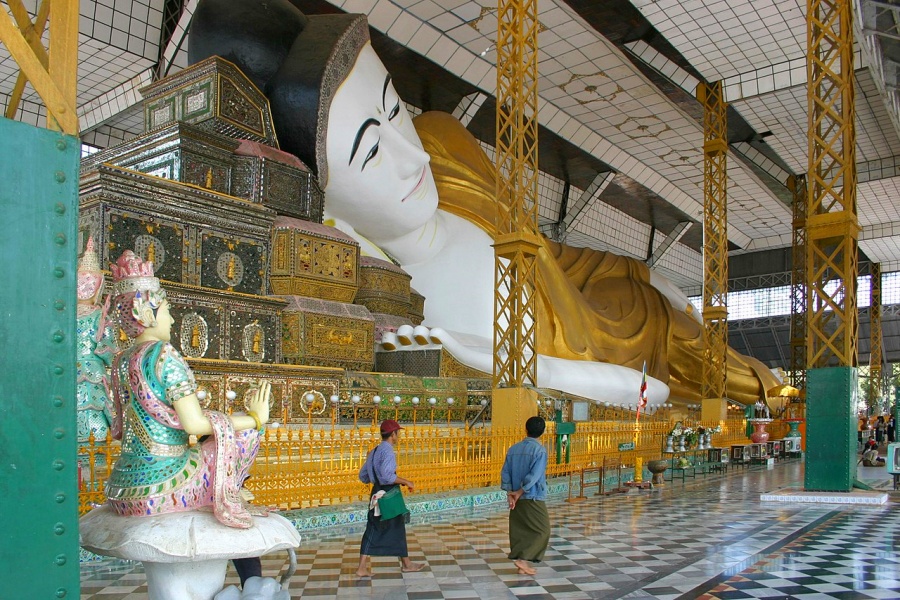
top-left (77, 432), bottom-right (118, 514)
top-left (77, 416), bottom-right (755, 514)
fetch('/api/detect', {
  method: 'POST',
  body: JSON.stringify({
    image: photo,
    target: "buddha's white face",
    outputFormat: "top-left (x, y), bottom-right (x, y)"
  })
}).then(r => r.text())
top-left (324, 43), bottom-right (439, 242)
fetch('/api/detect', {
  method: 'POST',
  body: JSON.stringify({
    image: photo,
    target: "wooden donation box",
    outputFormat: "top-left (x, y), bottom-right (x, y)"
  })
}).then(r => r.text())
top-left (271, 218), bottom-right (375, 371)
top-left (355, 257), bottom-right (414, 319)
top-left (84, 55), bottom-right (324, 223)
top-left (80, 165), bottom-right (272, 297)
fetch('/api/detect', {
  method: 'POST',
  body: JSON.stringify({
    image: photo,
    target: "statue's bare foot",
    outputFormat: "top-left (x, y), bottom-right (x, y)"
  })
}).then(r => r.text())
top-left (396, 324), bottom-right (415, 346)
top-left (379, 326), bottom-right (443, 351)
top-left (413, 325), bottom-right (430, 344)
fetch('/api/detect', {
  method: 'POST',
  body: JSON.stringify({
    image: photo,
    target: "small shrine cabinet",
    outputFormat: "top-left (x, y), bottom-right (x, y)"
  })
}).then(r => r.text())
top-left (731, 444), bottom-right (750, 468)
top-left (707, 448), bottom-right (728, 473)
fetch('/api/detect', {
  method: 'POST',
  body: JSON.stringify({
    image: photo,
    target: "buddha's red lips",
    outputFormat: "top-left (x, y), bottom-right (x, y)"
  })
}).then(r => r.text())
top-left (401, 169), bottom-right (426, 202)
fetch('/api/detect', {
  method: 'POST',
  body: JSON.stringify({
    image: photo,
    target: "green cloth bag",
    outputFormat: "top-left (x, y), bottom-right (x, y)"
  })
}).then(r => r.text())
top-left (377, 487), bottom-right (408, 520)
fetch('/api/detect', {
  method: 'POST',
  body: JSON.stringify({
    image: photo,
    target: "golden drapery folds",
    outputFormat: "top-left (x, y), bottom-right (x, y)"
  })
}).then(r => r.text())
top-left (416, 111), bottom-right (778, 405)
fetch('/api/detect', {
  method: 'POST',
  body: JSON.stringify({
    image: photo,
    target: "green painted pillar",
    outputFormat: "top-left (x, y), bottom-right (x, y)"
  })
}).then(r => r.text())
top-left (894, 383), bottom-right (900, 433)
top-left (0, 118), bottom-right (80, 597)
top-left (805, 367), bottom-right (856, 491)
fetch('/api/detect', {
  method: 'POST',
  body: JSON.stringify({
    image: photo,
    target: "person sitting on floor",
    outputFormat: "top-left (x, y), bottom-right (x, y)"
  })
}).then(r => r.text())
top-left (863, 436), bottom-right (879, 453)
top-left (862, 448), bottom-right (886, 467)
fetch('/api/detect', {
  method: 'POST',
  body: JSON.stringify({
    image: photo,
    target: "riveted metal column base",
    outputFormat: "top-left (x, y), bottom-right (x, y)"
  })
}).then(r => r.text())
top-left (491, 387), bottom-right (539, 432)
top-left (805, 367), bottom-right (856, 492)
top-left (701, 397), bottom-right (726, 422)
top-left (491, 387), bottom-right (539, 462)
top-left (0, 118), bottom-right (80, 597)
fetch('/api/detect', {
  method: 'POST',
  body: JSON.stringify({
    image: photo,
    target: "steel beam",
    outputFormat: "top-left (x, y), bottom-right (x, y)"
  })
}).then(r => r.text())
top-left (159, 0), bottom-right (198, 78)
top-left (1, 118), bottom-right (81, 600)
top-left (452, 92), bottom-right (487, 128)
top-left (0, 0), bottom-right (78, 133)
top-left (870, 262), bottom-right (883, 408)
top-left (806, 0), bottom-right (859, 492)
top-left (806, 0), bottom-right (860, 369)
top-left (647, 221), bottom-right (691, 268)
top-left (559, 171), bottom-right (613, 242)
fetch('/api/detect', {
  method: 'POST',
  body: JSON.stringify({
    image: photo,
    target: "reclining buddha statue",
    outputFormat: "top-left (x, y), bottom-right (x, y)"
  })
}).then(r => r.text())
top-left (188, 0), bottom-right (778, 406)
top-left (106, 250), bottom-right (271, 527)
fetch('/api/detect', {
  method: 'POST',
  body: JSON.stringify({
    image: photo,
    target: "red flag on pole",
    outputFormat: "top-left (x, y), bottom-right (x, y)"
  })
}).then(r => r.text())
top-left (636, 360), bottom-right (648, 421)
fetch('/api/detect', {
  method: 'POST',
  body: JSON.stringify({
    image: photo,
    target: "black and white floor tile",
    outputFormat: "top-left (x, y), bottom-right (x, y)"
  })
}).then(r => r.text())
top-left (80, 461), bottom-right (900, 599)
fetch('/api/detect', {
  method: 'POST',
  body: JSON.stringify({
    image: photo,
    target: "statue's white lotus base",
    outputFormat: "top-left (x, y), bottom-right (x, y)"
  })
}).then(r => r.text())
top-left (80, 504), bottom-right (301, 600)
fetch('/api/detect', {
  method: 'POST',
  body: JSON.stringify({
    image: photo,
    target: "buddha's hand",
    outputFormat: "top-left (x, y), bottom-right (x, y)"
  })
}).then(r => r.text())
top-left (247, 380), bottom-right (271, 425)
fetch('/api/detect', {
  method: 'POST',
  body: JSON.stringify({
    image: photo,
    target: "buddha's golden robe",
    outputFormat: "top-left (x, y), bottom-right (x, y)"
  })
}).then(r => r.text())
top-left (415, 111), bottom-right (777, 404)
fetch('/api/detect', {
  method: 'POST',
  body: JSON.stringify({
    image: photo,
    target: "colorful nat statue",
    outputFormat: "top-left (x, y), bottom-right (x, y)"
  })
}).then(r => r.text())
top-left (106, 250), bottom-right (271, 528)
top-left (189, 0), bottom-right (778, 407)
top-left (76, 236), bottom-right (116, 446)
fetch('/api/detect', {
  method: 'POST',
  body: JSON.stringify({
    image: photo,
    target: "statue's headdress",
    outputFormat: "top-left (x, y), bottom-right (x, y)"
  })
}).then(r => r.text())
top-left (111, 250), bottom-right (166, 337)
top-left (111, 250), bottom-right (160, 295)
top-left (189, 0), bottom-right (370, 188)
top-left (77, 236), bottom-right (104, 301)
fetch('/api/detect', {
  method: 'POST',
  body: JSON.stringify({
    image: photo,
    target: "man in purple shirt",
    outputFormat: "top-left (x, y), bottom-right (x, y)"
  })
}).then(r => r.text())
top-left (356, 419), bottom-right (425, 577)
top-left (501, 416), bottom-right (550, 576)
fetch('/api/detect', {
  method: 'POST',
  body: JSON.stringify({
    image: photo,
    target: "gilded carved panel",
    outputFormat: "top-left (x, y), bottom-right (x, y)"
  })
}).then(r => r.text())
top-left (281, 313), bottom-right (301, 357)
top-left (282, 309), bottom-right (374, 371)
top-left (269, 228), bottom-right (359, 302)
top-left (356, 266), bottom-right (412, 318)
top-left (439, 350), bottom-right (490, 379)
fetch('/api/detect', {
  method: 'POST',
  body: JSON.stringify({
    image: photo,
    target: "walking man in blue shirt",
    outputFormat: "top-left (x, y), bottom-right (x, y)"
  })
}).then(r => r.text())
top-left (501, 416), bottom-right (550, 576)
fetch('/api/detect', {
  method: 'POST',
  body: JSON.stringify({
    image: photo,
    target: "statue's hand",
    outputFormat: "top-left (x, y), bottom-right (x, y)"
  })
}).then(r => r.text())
top-left (247, 381), bottom-right (271, 425)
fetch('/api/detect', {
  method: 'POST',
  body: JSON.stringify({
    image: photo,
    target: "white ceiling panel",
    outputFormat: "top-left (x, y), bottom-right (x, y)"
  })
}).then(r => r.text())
top-left (4, 0), bottom-right (900, 290)
top-left (631, 0), bottom-right (805, 81)
top-left (859, 177), bottom-right (900, 227)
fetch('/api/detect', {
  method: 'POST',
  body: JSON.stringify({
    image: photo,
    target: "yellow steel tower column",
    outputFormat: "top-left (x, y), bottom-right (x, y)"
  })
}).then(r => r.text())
top-left (492, 0), bottom-right (542, 431)
top-left (789, 175), bottom-right (808, 393)
top-left (805, 0), bottom-right (860, 491)
top-left (869, 263), bottom-right (883, 411)
top-left (698, 81), bottom-right (729, 423)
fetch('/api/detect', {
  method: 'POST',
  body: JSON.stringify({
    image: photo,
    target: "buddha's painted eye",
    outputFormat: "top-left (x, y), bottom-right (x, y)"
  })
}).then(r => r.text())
top-left (362, 142), bottom-right (380, 171)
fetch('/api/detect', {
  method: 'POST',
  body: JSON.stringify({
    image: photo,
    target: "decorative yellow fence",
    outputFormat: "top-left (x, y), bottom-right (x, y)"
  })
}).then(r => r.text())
top-left (77, 415), bottom-right (756, 514)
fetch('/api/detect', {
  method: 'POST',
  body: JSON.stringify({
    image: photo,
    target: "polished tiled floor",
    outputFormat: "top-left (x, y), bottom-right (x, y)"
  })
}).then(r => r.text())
top-left (80, 460), bottom-right (900, 599)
